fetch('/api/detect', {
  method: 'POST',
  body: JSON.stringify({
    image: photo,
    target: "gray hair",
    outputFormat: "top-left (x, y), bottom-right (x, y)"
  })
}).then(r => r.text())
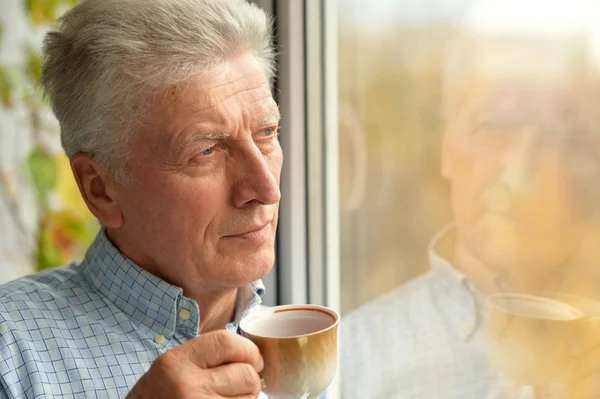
top-left (441, 32), bottom-right (588, 120)
top-left (42, 0), bottom-right (275, 183)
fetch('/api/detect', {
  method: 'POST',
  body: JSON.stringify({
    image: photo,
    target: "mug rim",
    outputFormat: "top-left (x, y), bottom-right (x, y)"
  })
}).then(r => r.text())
top-left (239, 304), bottom-right (340, 340)
top-left (488, 292), bottom-right (583, 320)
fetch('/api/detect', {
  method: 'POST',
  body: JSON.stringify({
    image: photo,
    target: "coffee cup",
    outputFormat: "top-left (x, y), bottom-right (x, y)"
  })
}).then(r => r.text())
top-left (486, 293), bottom-right (597, 386)
top-left (239, 304), bottom-right (340, 399)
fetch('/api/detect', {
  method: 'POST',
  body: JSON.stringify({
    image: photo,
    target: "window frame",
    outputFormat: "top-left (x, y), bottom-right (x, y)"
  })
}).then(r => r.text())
top-left (250, 1), bottom-right (341, 396)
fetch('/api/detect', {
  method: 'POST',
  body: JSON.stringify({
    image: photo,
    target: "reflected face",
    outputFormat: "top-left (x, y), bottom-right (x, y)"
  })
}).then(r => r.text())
top-left (111, 53), bottom-right (282, 291)
top-left (444, 82), bottom-right (599, 276)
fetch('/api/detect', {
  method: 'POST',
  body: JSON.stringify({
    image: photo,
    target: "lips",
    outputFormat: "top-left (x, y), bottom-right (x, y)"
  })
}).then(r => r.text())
top-left (483, 202), bottom-right (533, 221)
top-left (226, 221), bottom-right (272, 237)
top-left (486, 208), bottom-right (520, 220)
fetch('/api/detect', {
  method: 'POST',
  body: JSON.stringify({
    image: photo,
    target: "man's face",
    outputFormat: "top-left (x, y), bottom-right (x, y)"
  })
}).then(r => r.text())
top-left (444, 80), bottom-right (598, 278)
top-left (110, 53), bottom-right (282, 291)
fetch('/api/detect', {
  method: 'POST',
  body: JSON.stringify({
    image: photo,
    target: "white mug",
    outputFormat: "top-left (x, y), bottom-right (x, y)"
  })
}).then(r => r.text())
top-left (239, 304), bottom-right (340, 399)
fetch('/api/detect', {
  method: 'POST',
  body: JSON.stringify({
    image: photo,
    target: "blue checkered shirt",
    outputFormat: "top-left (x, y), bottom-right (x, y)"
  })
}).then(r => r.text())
top-left (0, 230), bottom-right (267, 398)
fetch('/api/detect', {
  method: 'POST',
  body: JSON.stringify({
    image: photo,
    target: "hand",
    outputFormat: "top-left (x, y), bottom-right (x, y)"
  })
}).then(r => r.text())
top-left (126, 330), bottom-right (264, 399)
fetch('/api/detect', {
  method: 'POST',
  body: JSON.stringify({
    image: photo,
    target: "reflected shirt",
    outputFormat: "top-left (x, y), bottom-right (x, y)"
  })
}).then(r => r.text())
top-left (0, 231), bottom-right (267, 399)
top-left (340, 225), bottom-right (550, 399)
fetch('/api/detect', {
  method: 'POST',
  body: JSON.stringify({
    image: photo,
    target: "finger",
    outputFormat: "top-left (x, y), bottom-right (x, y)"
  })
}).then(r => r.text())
top-left (188, 330), bottom-right (264, 371)
top-left (207, 362), bottom-right (262, 397)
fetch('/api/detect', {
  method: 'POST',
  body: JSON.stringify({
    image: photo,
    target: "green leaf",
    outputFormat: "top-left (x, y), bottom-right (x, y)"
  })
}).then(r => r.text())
top-left (25, 46), bottom-right (43, 82)
top-left (35, 211), bottom-right (98, 271)
top-left (0, 67), bottom-right (16, 108)
top-left (26, 0), bottom-right (59, 24)
top-left (27, 146), bottom-right (57, 211)
top-left (25, 0), bottom-right (80, 25)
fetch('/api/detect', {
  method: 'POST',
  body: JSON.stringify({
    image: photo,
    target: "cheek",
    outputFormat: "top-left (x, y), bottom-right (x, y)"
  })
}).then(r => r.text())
top-left (120, 171), bottom-right (225, 233)
top-left (450, 152), bottom-right (496, 207)
top-left (164, 179), bottom-right (228, 227)
top-left (533, 166), bottom-right (576, 221)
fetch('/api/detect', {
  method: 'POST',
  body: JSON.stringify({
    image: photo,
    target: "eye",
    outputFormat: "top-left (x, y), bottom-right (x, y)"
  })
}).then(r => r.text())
top-left (261, 126), bottom-right (276, 137)
top-left (201, 147), bottom-right (214, 156)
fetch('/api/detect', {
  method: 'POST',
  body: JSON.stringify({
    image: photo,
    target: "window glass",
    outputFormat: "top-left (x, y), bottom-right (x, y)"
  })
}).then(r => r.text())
top-left (339, 1), bottom-right (600, 397)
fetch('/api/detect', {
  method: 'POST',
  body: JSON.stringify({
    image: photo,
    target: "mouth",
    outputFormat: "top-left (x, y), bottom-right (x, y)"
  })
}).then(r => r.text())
top-left (480, 209), bottom-right (534, 229)
top-left (485, 209), bottom-right (522, 221)
top-left (480, 201), bottom-right (527, 221)
top-left (223, 221), bottom-right (273, 244)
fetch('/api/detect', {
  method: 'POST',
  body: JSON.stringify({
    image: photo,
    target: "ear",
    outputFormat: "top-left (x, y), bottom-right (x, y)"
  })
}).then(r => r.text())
top-left (70, 153), bottom-right (124, 228)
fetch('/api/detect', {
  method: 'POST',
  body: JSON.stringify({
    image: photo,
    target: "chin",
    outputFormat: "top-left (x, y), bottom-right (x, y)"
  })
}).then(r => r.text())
top-left (467, 222), bottom-right (524, 267)
top-left (221, 248), bottom-right (275, 286)
top-left (469, 230), bottom-right (569, 280)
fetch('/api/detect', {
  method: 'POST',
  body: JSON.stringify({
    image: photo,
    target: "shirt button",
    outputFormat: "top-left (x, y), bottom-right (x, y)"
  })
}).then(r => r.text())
top-left (155, 335), bottom-right (167, 345)
top-left (178, 309), bottom-right (191, 321)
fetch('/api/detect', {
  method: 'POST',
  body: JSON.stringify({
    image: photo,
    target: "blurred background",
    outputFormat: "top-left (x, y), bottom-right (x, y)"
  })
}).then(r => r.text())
top-left (0, 0), bottom-right (98, 285)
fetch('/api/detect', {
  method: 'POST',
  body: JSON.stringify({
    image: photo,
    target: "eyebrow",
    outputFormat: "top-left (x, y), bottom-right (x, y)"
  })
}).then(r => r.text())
top-left (260, 109), bottom-right (281, 125)
top-left (173, 132), bottom-right (230, 155)
top-left (173, 110), bottom-right (280, 155)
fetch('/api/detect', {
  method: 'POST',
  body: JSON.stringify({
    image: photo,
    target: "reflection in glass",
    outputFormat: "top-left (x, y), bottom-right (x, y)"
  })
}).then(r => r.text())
top-left (338, 1), bottom-right (600, 398)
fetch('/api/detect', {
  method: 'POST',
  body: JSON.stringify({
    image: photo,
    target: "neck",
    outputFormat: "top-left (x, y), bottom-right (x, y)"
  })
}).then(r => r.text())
top-left (193, 286), bottom-right (238, 333)
top-left (453, 241), bottom-right (500, 294)
top-left (454, 235), bottom-right (552, 294)
top-left (453, 237), bottom-right (558, 295)
top-left (106, 228), bottom-right (239, 333)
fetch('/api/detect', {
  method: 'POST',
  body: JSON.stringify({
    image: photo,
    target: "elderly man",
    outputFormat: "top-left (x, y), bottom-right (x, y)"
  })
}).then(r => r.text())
top-left (0, 0), bottom-right (281, 398)
top-left (341, 35), bottom-right (600, 398)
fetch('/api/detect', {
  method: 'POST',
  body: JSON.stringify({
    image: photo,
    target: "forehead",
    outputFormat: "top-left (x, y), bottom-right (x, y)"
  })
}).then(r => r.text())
top-left (152, 55), bottom-right (277, 131)
top-left (455, 79), bottom-right (598, 128)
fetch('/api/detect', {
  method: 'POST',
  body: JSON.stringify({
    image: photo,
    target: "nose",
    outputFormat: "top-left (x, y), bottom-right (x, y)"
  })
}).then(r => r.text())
top-left (499, 127), bottom-right (539, 193)
top-left (232, 143), bottom-right (281, 208)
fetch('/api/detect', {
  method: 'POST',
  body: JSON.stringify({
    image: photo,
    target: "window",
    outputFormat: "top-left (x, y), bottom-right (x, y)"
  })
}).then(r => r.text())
top-left (254, 0), bottom-right (600, 396)
top-left (336, 1), bottom-right (600, 397)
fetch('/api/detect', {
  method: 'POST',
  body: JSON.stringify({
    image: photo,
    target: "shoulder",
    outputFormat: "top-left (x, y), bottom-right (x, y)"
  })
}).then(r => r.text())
top-left (0, 262), bottom-right (90, 332)
top-left (0, 262), bottom-right (83, 302)
top-left (0, 263), bottom-right (105, 398)
top-left (339, 268), bottom-right (452, 362)
top-left (343, 268), bottom-right (442, 330)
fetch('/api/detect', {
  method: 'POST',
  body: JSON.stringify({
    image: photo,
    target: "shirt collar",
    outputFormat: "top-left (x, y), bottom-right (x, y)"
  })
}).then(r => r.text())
top-left (234, 280), bottom-right (265, 323)
top-left (80, 230), bottom-right (264, 339)
top-left (428, 224), bottom-right (465, 281)
top-left (428, 224), bottom-right (483, 341)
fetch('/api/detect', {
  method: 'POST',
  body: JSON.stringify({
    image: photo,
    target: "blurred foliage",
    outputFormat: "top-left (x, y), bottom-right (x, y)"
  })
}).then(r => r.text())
top-left (34, 155), bottom-right (97, 271)
top-left (0, 0), bottom-right (98, 273)
top-left (26, 46), bottom-right (43, 82)
top-left (36, 210), bottom-right (96, 271)
top-left (26, 0), bottom-right (79, 25)
top-left (27, 146), bottom-right (58, 212)
top-left (0, 67), bottom-right (16, 107)
top-left (338, 27), bottom-right (453, 312)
